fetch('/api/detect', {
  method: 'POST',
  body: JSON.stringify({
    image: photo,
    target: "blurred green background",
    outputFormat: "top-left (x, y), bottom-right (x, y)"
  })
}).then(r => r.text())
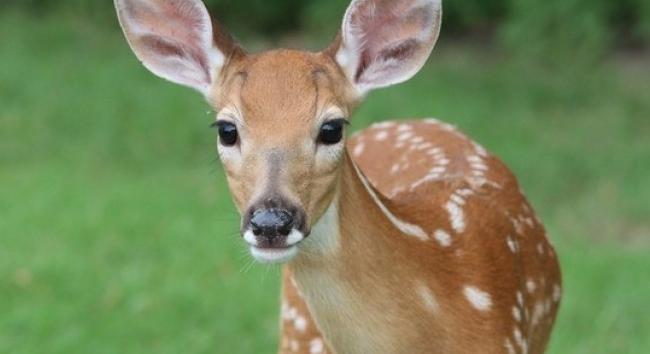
top-left (1, 1), bottom-right (649, 353)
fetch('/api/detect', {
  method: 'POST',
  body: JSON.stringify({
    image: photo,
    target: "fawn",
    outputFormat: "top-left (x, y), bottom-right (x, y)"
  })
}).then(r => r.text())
top-left (114, 0), bottom-right (562, 353)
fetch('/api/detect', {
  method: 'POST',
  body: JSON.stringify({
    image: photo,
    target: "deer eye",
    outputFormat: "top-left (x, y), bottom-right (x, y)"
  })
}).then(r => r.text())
top-left (318, 119), bottom-right (348, 145)
top-left (213, 121), bottom-right (239, 147)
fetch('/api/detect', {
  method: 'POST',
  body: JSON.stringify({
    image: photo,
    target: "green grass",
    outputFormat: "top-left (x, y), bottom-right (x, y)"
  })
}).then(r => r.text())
top-left (1, 11), bottom-right (649, 354)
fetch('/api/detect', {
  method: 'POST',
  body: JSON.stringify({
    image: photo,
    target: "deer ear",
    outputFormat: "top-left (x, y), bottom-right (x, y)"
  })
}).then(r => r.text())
top-left (333, 0), bottom-right (442, 95)
top-left (114, 0), bottom-right (237, 96)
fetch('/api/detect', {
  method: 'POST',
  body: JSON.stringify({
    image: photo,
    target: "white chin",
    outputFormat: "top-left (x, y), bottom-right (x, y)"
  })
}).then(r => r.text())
top-left (250, 246), bottom-right (298, 264)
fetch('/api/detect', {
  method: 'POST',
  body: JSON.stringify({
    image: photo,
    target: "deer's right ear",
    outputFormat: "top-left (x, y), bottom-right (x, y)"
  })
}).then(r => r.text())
top-left (114, 0), bottom-right (237, 96)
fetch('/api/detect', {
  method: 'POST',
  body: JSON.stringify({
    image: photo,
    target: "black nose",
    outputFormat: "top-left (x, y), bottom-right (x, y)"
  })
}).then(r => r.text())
top-left (250, 208), bottom-right (294, 238)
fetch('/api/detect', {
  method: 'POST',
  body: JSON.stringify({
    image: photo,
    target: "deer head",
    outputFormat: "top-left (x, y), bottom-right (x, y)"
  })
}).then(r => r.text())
top-left (115, 0), bottom-right (443, 263)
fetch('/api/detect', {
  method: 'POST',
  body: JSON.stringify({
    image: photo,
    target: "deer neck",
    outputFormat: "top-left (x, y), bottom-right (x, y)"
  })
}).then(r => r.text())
top-left (288, 152), bottom-right (428, 353)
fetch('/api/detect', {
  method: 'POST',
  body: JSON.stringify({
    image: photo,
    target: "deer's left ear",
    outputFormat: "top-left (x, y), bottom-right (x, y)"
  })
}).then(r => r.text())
top-left (114, 0), bottom-right (239, 96)
top-left (332, 0), bottom-right (442, 95)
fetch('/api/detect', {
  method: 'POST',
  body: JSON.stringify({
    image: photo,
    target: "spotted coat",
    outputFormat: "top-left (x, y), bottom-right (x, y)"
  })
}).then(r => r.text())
top-left (279, 120), bottom-right (561, 354)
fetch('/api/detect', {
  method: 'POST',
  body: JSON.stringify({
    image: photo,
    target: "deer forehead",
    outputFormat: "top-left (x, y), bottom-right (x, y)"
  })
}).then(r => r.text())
top-left (214, 50), bottom-right (353, 136)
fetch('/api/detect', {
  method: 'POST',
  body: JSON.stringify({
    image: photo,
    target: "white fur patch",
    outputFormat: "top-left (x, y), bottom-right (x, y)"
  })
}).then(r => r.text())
top-left (243, 230), bottom-right (258, 246)
top-left (286, 229), bottom-right (305, 246)
top-left (445, 200), bottom-right (466, 233)
top-left (553, 284), bottom-right (562, 302)
top-left (531, 301), bottom-right (545, 328)
top-left (294, 315), bottom-right (308, 332)
top-left (514, 327), bottom-right (528, 354)
top-left (353, 142), bottom-right (365, 157)
top-left (507, 236), bottom-right (518, 253)
top-left (374, 131), bottom-right (389, 141)
top-left (526, 279), bottom-right (537, 294)
top-left (512, 306), bottom-right (522, 322)
top-left (309, 338), bottom-right (324, 354)
top-left (250, 246), bottom-right (298, 264)
top-left (433, 229), bottom-right (452, 247)
top-left (416, 282), bottom-right (439, 313)
top-left (517, 291), bottom-right (524, 306)
top-left (505, 338), bottom-right (516, 354)
top-left (463, 286), bottom-right (492, 311)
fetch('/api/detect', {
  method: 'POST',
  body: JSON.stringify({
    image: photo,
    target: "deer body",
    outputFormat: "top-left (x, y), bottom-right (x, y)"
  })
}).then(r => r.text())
top-left (279, 121), bottom-right (561, 354)
top-left (114, 1), bottom-right (561, 353)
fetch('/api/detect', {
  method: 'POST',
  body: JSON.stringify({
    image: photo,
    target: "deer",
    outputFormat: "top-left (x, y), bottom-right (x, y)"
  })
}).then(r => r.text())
top-left (114, 0), bottom-right (562, 353)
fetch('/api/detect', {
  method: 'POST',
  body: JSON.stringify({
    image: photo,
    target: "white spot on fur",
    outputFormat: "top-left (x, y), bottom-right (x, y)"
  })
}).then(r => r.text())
top-left (511, 217), bottom-right (524, 235)
top-left (416, 282), bottom-right (439, 313)
top-left (430, 166), bottom-right (447, 174)
top-left (397, 124), bottom-right (412, 132)
top-left (505, 338), bottom-right (516, 354)
top-left (294, 316), bottom-right (308, 332)
top-left (526, 279), bottom-right (537, 294)
top-left (445, 200), bottom-right (466, 233)
top-left (309, 338), bottom-right (324, 354)
top-left (397, 132), bottom-right (412, 142)
top-left (553, 284), bottom-right (562, 302)
top-left (433, 229), bottom-right (452, 247)
top-left (450, 194), bottom-right (466, 205)
top-left (416, 142), bottom-right (433, 150)
top-left (473, 142), bottom-right (489, 157)
top-left (514, 327), bottom-right (527, 353)
top-left (388, 186), bottom-right (406, 198)
top-left (471, 170), bottom-right (485, 177)
top-left (516, 291), bottom-right (524, 306)
top-left (471, 162), bottom-right (489, 171)
top-left (513, 306), bottom-right (522, 322)
top-left (531, 301), bottom-right (545, 328)
top-left (507, 236), bottom-right (518, 253)
top-left (353, 142), bottom-right (365, 157)
top-left (374, 131), bottom-right (389, 141)
top-left (464, 286), bottom-right (492, 311)
top-left (409, 160), bottom-right (451, 190)
top-left (282, 305), bottom-right (297, 320)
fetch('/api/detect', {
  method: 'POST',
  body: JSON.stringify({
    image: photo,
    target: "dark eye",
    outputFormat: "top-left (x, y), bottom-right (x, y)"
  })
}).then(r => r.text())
top-left (213, 121), bottom-right (239, 147)
top-left (318, 119), bottom-right (347, 145)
